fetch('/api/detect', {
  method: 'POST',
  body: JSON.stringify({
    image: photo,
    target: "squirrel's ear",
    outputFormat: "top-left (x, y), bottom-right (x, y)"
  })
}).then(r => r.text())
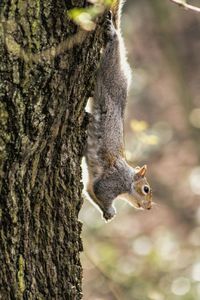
top-left (134, 165), bottom-right (147, 180)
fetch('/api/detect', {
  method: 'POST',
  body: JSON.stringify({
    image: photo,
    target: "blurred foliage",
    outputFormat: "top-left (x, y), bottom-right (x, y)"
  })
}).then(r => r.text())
top-left (68, 0), bottom-right (113, 30)
top-left (80, 0), bottom-right (200, 299)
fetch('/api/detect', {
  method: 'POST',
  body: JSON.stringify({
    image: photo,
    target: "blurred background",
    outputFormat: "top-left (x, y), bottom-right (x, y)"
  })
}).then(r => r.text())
top-left (80, 0), bottom-right (200, 299)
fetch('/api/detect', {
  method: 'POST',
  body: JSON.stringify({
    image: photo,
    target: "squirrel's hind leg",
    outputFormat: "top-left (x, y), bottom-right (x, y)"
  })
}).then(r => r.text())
top-left (104, 11), bottom-right (117, 42)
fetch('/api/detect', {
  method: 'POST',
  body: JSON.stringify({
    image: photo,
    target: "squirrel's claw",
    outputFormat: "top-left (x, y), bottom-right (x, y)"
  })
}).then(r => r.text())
top-left (103, 206), bottom-right (116, 221)
top-left (104, 11), bottom-right (117, 42)
top-left (106, 10), bottom-right (113, 21)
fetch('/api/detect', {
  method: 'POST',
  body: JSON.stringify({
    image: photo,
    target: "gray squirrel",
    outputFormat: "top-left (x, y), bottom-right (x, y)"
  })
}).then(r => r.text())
top-left (85, 1), bottom-right (152, 221)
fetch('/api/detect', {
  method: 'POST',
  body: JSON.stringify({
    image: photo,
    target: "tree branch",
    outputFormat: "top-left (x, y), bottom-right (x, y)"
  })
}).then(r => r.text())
top-left (169, 0), bottom-right (200, 13)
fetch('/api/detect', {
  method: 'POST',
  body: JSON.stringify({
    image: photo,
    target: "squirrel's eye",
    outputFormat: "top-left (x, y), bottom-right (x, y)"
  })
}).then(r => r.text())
top-left (142, 185), bottom-right (149, 195)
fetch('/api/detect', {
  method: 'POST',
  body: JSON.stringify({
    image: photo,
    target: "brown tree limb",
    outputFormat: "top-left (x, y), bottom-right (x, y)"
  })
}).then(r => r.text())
top-left (169, 0), bottom-right (200, 13)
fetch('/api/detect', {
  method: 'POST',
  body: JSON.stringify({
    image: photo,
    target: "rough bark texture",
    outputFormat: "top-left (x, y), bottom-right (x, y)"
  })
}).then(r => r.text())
top-left (0, 0), bottom-right (103, 299)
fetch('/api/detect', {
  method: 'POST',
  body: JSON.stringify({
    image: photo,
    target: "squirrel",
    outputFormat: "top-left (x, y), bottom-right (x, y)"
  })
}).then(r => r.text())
top-left (85, 1), bottom-right (152, 221)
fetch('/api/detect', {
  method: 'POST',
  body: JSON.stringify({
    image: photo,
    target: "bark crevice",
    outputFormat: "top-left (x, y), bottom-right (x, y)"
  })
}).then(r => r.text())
top-left (0, 0), bottom-right (103, 298)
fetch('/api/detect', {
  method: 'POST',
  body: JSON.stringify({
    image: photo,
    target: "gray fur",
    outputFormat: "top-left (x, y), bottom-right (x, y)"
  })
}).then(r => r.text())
top-left (93, 159), bottom-right (135, 219)
top-left (85, 11), bottom-right (134, 221)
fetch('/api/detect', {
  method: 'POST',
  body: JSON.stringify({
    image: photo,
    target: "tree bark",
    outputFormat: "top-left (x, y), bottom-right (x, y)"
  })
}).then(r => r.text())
top-left (0, 0), bottom-right (103, 298)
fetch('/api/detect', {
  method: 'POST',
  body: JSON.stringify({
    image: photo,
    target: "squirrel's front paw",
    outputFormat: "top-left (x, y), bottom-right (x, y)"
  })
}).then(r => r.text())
top-left (104, 11), bottom-right (117, 42)
top-left (103, 206), bottom-right (116, 221)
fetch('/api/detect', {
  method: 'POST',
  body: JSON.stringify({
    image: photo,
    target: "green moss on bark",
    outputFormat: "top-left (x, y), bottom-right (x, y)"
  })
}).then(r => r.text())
top-left (0, 0), bottom-right (103, 298)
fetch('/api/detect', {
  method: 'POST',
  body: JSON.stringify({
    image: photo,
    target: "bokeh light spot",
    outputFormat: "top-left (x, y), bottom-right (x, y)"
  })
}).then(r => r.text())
top-left (189, 108), bottom-right (200, 128)
top-left (132, 236), bottom-right (153, 256)
top-left (171, 277), bottom-right (190, 296)
top-left (189, 167), bottom-right (200, 195)
top-left (192, 263), bottom-right (200, 281)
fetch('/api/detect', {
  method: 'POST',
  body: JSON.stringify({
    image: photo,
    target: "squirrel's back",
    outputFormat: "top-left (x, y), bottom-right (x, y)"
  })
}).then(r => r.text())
top-left (86, 0), bottom-right (130, 179)
top-left (111, 0), bottom-right (126, 29)
top-left (85, 2), bottom-right (153, 221)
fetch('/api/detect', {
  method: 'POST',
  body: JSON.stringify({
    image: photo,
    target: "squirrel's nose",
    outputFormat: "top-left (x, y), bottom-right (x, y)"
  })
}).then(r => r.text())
top-left (142, 201), bottom-right (152, 210)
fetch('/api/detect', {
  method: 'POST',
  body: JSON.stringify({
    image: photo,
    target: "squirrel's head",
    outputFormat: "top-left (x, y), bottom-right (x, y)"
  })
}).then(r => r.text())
top-left (133, 165), bottom-right (152, 209)
top-left (123, 165), bottom-right (152, 210)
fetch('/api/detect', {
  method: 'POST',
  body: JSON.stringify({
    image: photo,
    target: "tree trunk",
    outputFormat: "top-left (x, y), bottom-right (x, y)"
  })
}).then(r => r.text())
top-left (0, 1), bottom-right (103, 298)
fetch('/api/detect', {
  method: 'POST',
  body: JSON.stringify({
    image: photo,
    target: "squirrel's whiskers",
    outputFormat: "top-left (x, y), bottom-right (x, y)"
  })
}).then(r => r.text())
top-left (85, 2), bottom-right (153, 221)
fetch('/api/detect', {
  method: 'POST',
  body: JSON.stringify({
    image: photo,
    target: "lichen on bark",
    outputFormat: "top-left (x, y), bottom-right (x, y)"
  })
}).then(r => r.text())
top-left (0, 0), bottom-right (103, 298)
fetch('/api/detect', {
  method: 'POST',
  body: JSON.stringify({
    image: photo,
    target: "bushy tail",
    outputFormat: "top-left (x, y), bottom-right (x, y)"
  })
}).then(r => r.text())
top-left (111, 0), bottom-right (125, 29)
